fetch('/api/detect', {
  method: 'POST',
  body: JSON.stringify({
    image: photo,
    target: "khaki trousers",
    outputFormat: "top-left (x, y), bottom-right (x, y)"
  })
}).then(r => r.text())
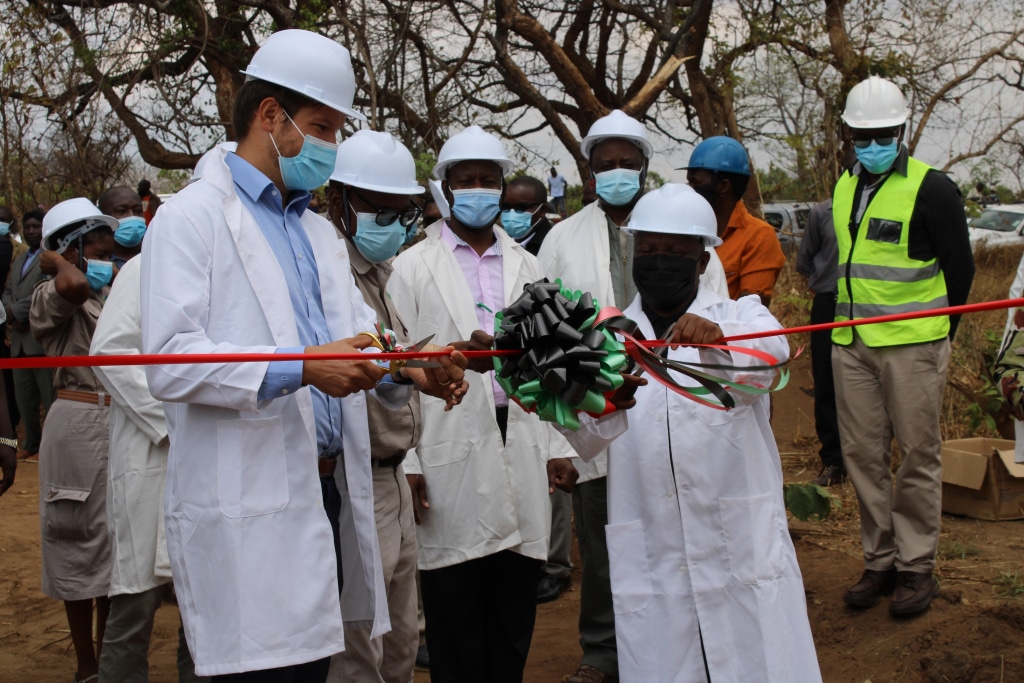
top-left (832, 334), bottom-right (950, 572)
top-left (328, 464), bottom-right (418, 683)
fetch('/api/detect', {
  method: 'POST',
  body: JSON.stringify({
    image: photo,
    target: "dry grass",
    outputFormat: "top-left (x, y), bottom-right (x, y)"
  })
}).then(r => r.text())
top-left (772, 243), bottom-right (1024, 441)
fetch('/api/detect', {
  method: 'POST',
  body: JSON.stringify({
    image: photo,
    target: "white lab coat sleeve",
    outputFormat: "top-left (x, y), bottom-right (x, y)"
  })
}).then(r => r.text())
top-left (140, 203), bottom-right (275, 412)
top-left (704, 294), bottom-right (789, 406)
top-left (91, 260), bottom-right (167, 445)
top-left (555, 411), bottom-right (629, 462)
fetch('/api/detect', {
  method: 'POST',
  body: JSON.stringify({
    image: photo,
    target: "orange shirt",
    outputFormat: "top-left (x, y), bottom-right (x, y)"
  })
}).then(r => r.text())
top-left (716, 202), bottom-right (786, 300)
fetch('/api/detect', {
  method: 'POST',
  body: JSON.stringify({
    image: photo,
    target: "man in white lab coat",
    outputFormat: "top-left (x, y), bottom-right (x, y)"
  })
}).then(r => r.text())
top-left (91, 255), bottom-right (204, 683)
top-left (569, 184), bottom-right (821, 683)
top-left (140, 30), bottom-right (465, 680)
top-left (387, 126), bottom-right (578, 683)
top-left (537, 110), bottom-right (727, 683)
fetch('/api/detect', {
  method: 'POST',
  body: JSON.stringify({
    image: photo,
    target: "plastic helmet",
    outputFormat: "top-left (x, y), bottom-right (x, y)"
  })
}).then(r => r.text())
top-left (680, 136), bottom-right (751, 176)
top-left (580, 110), bottom-right (654, 160)
top-left (625, 184), bottom-right (722, 247)
top-left (241, 29), bottom-right (366, 121)
top-left (842, 76), bottom-right (909, 129)
top-left (432, 126), bottom-right (514, 180)
top-left (42, 197), bottom-right (118, 252)
top-left (428, 179), bottom-right (450, 218)
top-left (330, 130), bottom-right (425, 195)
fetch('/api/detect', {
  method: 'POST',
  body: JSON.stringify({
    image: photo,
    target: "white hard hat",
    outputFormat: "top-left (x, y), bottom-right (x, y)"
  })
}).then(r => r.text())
top-left (625, 184), bottom-right (722, 247)
top-left (433, 126), bottom-right (514, 180)
top-left (42, 197), bottom-right (118, 252)
top-left (330, 130), bottom-right (424, 194)
top-left (842, 76), bottom-right (909, 129)
top-left (241, 29), bottom-right (366, 121)
top-left (581, 109), bottom-right (654, 160)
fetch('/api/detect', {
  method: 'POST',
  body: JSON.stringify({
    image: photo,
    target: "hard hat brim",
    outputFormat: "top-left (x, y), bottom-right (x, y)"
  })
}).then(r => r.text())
top-left (841, 112), bottom-right (909, 129)
top-left (332, 179), bottom-right (426, 194)
top-left (622, 223), bottom-right (723, 247)
top-left (581, 134), bottom-right (654, 160)
top-left (239, 71), bottom-right (367, 121)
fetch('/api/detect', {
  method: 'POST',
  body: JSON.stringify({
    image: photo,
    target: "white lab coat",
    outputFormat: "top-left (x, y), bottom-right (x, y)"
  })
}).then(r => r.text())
top-left (1004, 254), bottom-right (1024, 463)
top-left (569, 288), bottom-right (821, 683)
top-left (537, 201), bottom-right (729, 483)
top-left (388, 222), bottom-right (574, 570)
top-left (90, 256), bottom-right (171, 597)
top-left (140, 146), bottom-right (394, 675)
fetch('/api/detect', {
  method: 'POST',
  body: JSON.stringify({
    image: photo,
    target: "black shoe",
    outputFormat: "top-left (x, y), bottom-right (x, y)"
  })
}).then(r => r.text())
top-left (844, 567), bottom-right (898, 608)
top-left (415, 643), bottom-right (429, 671)
top-left (536, 573), bottom-right (570, 604)
top-left (812, 464), bottom-right (847, 487)
top-left (889, 571), bottom-right (939, 616)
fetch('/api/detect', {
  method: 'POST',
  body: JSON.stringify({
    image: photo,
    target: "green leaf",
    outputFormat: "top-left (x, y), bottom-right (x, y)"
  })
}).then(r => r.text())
top-left (783, 483), bottom-right (838, 521)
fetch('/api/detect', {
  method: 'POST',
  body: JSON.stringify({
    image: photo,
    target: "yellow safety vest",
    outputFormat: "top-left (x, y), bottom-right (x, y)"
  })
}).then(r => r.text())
top-left (832, 158), bottom-right (948, 347)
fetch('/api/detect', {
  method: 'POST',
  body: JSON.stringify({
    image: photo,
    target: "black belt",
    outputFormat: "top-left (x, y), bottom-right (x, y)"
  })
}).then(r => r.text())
top-left (319, 450), bottom-right (343, 478)
top-left (376, 453), bottom-right (406, 469)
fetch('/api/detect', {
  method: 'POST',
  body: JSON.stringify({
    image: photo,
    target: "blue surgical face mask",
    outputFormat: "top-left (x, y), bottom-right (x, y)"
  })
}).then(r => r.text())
top-left (595, 168), bottom-right (642, 206)
top-left (450, 188), bottom-right (502, 229)
top-left (500, 208), bottom-right (538, 239)
top-left (85, 259), bottom-right (113, 290)
top-left (0, 222), bottom-right (10, 237)
top-left (271, 112), bottom-right (339, 191)
top-left (114, 216), bottom-right (147, 247)
top-left (855, 140), bottom-right (900, 175)
top-left (352, 212), bottom-right (406, 263)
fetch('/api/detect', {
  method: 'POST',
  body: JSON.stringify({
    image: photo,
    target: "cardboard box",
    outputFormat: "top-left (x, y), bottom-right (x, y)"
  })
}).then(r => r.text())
top-left (941, 438), bottom-right (1024, 521)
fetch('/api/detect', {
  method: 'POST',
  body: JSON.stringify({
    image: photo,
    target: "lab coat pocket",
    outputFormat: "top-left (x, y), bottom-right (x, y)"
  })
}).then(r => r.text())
top-left (42, 487), bottom-right (92, 541)
top-left (416, 436), bottom-right (472, 467)
top-left (606, 519), bottom-right (653, 615)
top-left (216, 416), bottom-right (288, 518)
top-left (719, 492), bottom-right (786, 584)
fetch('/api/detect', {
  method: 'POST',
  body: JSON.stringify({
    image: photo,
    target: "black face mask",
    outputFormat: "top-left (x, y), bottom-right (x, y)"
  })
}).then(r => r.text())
top-left (690, 182), bottom-right (721, 205)
top-left (633, 253), bottom-right (700, 315)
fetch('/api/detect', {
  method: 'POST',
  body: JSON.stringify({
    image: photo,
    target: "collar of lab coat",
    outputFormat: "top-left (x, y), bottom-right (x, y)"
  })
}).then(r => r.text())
top-left (624, 284), bottom-right (724, 340)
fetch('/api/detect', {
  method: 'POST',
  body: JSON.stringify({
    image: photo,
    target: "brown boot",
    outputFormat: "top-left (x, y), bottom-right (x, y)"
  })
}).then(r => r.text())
top-left (563, 664), bottom-right (618, 683)
top-left (843, 567), bottom-right (898, 608)
top-left (889, 571), bottom-right (939, 616)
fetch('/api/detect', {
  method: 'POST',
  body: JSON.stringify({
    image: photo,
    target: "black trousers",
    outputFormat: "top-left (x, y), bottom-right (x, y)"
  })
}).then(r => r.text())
top-left (321, 474), bottom-right (344, 594)
top-left (420, 550), bottom-right (543, 683)
top-left (810, 292), bottom-right (843, 469)
top-left (211, 657), bottom-right (330, 683)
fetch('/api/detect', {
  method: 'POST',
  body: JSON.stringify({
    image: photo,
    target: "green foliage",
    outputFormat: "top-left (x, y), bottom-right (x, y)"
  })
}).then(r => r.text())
top-left (783, 482), bottom-right (839, 521)
top-left (937, 540), bottom-right (979, 561)
top-left (414, 151), bottom-right (437, 183)
top-left (646, 171), bottom-right (666, 191)
top-left (995, 571), bottom-right (1024, 598)
top-left (757, 163), bottom-right (816, 202)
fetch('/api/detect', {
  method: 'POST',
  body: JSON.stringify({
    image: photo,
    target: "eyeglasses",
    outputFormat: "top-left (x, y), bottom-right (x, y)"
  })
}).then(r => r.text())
top-left (499, 202), bottom-right (542, 213)
top-left (852, 136), bottom-right (896, 149)
top-left (350, 190), bottom-right (422, 228)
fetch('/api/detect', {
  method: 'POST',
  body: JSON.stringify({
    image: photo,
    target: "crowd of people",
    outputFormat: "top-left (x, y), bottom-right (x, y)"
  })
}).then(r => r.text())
top-left (0, 27), bottom-right (982, 683)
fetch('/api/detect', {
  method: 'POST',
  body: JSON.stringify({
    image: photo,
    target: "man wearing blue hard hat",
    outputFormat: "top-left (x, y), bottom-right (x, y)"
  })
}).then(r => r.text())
top-left (681, 136), bottom-right (785, 307)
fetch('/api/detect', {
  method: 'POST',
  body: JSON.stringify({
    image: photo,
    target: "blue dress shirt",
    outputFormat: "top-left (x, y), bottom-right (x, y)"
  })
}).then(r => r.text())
top-left (225, 153), bottom-right (343, 455)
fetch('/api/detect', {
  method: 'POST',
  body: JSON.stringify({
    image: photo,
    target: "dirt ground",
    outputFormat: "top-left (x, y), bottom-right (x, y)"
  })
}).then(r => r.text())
top-left (3, 257), bottom-right (1024, 682)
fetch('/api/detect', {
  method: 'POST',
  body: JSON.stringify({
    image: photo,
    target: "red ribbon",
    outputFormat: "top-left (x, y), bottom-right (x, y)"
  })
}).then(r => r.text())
top-left (3, 297), bottom-right (1019, 371)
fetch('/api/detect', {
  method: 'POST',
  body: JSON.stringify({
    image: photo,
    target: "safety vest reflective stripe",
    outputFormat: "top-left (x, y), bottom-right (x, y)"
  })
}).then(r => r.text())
top-left (840, 295), bottom-right (949, 320)
top-left (846, 261), bottom-right (941, 283)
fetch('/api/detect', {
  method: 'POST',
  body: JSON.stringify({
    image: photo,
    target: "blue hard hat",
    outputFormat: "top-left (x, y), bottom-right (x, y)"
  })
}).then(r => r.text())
top-left (679, 136), bottom-right (751, 176)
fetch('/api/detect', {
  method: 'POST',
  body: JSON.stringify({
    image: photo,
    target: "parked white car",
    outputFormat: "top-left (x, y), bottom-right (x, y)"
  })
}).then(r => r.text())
top-left (762, 202), bottom-right (812, 255)
top-left (969, 204), bottom-right (1024, 250)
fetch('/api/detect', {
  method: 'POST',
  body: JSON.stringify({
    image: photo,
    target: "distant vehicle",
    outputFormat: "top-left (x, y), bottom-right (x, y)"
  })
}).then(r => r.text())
top-left (968, 204), bottom-right (1024, 250)
top-left (762, 202), bottom-right (811, 255)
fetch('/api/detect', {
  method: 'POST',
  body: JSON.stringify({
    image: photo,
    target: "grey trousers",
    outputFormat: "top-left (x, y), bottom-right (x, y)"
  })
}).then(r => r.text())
top-left (573, 477), bottom-right (617, 674)
top-left (12, 364), bottom-right (54, 453)
top-left (98, 583), bottom-right (207, 683)
top-left (329, 464), bottom-right (418, 683)
top-left (833, 334), bottom-right (950, 573)
top-left (543, 489), bottom-right (572, 579)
